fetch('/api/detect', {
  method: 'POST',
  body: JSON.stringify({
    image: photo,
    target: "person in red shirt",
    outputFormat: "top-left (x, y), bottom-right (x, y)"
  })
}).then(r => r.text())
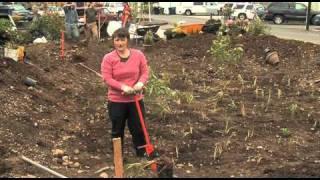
top-left (101, 28), bottom-right (149, 157)
top-left (121, 2), bottom-right (131, 29)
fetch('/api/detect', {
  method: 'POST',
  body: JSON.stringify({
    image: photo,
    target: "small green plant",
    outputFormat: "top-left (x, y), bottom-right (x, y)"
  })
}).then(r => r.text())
top-left (288, 103), bottom-right (298, 118)
top-left (208, 35), bottom-right (244, 64)
top-left (247, 16), bottom-right (270, 36)
top-left (222, 6), bottom-right (234, 18)
top-left (144, 30), bottom-right (153, 45)
top-left (30, 14), bottom-right (64, 40)
top-left (280, 128), bottom-right (291, 137)
top-left (146, 69), bottom-right (185, 117)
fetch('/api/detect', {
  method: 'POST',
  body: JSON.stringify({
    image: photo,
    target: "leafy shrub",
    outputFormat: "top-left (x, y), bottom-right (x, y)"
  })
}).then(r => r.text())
top-left (9, 30), bottom-right (33, 44)
top-left (0, 19), bottom-right (13, 42)
top-left (144, 30), bottom-right (153, 45)
top-left (209, 35), bottom-right (244, 64)
top-left (247, 16), bottom-right (270, 36)
top-left (29, 14), bottom-right (64, 40)
top-left (0, 19), bottom-right (32, 45)
top-left (146, 69), bottom-right (194, 117)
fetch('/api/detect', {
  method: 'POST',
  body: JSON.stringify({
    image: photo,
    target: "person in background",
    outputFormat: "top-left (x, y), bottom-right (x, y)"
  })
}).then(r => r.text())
top-left (63, 3), bottom-right (79, 42)
top-left (121, 2), bottom-right (132, 30)
top-left (84, 2), bottom-right (98, 42)
top-left (101, 28), bottom-right (150, 158)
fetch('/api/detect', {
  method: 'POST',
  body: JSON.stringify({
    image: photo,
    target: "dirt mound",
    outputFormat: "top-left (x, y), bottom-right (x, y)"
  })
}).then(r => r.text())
top-left (0, 33), bottom-right (320, 177)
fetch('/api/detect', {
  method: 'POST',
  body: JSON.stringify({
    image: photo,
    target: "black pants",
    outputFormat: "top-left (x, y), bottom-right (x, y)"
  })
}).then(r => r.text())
top-left (107, 100), bottom-right (147, 155)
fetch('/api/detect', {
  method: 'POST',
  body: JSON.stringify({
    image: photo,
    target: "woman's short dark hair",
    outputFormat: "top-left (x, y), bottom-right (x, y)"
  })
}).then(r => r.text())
top-left (112, 28), bottom-right (130, 40)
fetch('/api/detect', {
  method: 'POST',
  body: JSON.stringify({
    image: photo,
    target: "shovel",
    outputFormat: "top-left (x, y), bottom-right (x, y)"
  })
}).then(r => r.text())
top-left (133, 94), bottom-right (173, 177)
top-left (133, 95), bottom-right (160, 170)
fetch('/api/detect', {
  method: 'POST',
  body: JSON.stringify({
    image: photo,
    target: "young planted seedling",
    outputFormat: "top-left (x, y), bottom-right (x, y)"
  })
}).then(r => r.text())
top-left (288, 103), bottom-right (298, 118)
top-left (264, 88), bottom-right (272, 112)
top-left (213, 143), bottom-right (223, 161)
top-left (253, 76), bottom-right (257, 88)
top-left (280, 128), bottom-right (291, 138)
top-left (143, 30), bottom-right (154, 46)
top-left (240, 101), bottom-right (246, 117)
top-left (245, 128), bottom-right (254, 141)
top-left (176, 146), bottom-right (179, 159)
top-left (277, 88), bottom-right (282, 99)
top-left (238, 74), bottom-right (244, 93)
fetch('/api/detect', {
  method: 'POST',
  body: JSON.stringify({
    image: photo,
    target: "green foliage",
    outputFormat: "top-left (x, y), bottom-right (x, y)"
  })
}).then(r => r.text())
top-left (222, 7), bottom-right (234, 17)
top-left (146, 70), bottom-right (176, 98)
top-left (0, 19), bottom-right (13, 33)
top-left (146, 69), bottom-right (194, 117)
top-left (144, 30), bottom-right (153, 45)
top-left (208, 35), bottom-right (244, 64)
top-left (280, 128), bottom-right (291, 137)
top-left (29, 14), bottom-right (64, 40)
top-left (247, 16), bottom-right (270, 36)
top-left (0, 19), bottom-right (32, 44)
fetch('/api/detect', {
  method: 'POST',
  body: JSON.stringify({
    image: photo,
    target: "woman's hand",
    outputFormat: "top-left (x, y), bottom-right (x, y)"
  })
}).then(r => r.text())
top-left (133, 82), bottom-right (144, 92)
top-left (121, 85), bottom-right (135, 95)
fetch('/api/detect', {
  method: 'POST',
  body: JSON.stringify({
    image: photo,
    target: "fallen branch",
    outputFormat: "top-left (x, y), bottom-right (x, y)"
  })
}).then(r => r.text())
top-left (94, 166), bottom-right (109, 174)
top-left (20, 155), bottom-right (68, 178)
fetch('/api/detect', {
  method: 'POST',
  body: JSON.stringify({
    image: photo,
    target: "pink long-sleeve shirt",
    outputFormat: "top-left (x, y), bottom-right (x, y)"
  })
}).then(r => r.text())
top-left (101, 49), bottom-right (149, 102)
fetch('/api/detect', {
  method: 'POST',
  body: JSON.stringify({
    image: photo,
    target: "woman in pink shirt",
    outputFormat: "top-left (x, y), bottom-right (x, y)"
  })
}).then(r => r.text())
top-left (101, 28), bottom-right (149, 157)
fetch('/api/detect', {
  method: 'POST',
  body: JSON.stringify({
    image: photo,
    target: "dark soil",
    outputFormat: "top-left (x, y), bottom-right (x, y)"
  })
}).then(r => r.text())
top-left (0, 32), bottom-right (320, 178)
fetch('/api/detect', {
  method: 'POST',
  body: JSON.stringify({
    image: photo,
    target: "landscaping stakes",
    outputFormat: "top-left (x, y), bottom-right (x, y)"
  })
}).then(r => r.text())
top-left (113, 138), bottom-right (124, 178)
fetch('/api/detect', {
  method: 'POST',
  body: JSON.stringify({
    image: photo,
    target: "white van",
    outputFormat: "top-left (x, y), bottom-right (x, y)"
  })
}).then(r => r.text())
top-left (176, 2), bottom-right (220, 16)
top-left (104, 2), bottom-right (123, 17)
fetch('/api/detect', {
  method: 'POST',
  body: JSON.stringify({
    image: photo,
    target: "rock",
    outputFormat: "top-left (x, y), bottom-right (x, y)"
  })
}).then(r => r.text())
top-left (73, 149), bottom-right (80, 155)
top-left (99, 172), bottom-right (109, 178)
top-left (62, 156), bottom-right (69, 162)
top-left (62, 162), bottom-right (69, 166)
top-left (186, 170), bottom-right (191, 174)
top-left (52, 149), bottom-right (65, 157)
top-left (71, 162), bottom-right (80, 168)
top-left (314, 160), bottom-right (320, 164)
top-left (176, 164), bottom-right (184, 168)
top-left (77, 170), bottom-right (84, 174)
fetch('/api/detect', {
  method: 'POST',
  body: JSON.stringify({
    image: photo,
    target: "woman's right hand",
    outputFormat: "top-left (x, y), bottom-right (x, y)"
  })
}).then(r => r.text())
top-left (121, 85), bottom-right (135, 95)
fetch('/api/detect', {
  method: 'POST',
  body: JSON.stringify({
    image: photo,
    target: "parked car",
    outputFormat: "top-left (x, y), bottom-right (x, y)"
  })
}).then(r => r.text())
top-left (176, 2), bottom-right (220, 16)
top-left (103, 2), bottom-right (123, 18)
top-left (231, 3), bottom-right (256, 20)
top-left (264, 2), bottom-right (320, 25)
top-left (0, 5), bottom-right (13, 15)
top-left (312, 14), bottom-right (320, 25)
top-left (8, 4), bottom-right (33, 21)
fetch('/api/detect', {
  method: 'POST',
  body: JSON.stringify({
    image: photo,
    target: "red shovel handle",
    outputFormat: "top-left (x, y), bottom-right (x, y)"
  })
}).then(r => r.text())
top-left (134, 95), bottom-right (153, 154)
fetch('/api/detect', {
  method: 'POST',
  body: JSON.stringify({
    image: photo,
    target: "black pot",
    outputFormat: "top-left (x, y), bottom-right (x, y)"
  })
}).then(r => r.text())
top-left (202, 23), bottom-right (221, 33)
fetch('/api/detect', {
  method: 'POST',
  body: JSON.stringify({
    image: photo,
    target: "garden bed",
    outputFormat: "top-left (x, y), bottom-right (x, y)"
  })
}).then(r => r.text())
top-left (0, 33), bottom-right (320, 177)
